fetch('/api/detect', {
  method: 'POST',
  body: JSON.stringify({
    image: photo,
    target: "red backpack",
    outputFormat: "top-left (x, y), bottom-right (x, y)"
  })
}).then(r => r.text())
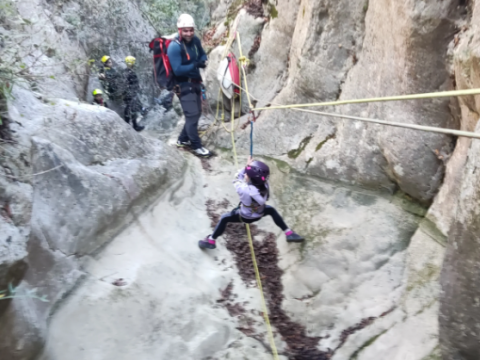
top-left (149, 37), bottom-right (181, 91)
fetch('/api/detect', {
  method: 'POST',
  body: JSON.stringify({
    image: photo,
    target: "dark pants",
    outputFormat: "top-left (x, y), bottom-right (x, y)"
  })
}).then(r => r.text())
top-left (212, 205), bottom-right (288, 239)
top-left (159, 91), bottom-right (174, 110)
top-left (178, 83), bottom-right (202, 149)
top-left (124, 96), bottom-right (142, 128)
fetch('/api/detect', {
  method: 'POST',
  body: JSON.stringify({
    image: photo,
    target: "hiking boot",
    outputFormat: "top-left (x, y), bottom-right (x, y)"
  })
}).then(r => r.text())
top-left (194, 147), bottom-right (211, 157)
top-left (134, 125), bottom-right (145, 132)
top-left (176, 140), bottom-right (191, 147)
top-left (286, 231), bottom-right (304, 243)
top-left (141, 107), bottom-right (150, 116)
top-left (198, 236), bottom-right (216, 249)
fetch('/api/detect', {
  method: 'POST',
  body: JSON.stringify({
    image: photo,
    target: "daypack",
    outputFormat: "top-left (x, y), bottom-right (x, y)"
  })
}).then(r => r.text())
top-left (149, 36), bottom-right (181, 91)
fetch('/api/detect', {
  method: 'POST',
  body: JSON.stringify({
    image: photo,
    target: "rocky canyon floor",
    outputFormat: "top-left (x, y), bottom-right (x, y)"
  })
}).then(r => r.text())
top-left (38, 135), bottom-right (444, 360)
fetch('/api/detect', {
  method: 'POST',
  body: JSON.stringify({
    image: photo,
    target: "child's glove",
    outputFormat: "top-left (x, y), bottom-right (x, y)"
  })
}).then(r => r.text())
top-left (233, 168), bottom-right (244, 180)
top-left (232, 178), bottom-right (243, 185)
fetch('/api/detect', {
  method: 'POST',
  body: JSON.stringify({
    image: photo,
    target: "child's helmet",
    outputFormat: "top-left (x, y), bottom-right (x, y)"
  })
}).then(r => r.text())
top-left (92, 89), bottom-right (103, 96)
top-left (101, 55), bottom-right (111, 63)
top-left (245, 161), bottom-right (270, 186)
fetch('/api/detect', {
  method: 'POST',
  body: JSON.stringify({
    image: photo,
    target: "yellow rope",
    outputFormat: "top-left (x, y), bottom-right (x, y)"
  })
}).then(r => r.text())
top-left (236, 33), bottom-right (254, 110)
top-left (226, 78), bottom-right (480, 140)
top-left (234, 33), bottom-right (280, 359)
top-left (200, 23), bottom-right (242, 138)
top-left (230, 98), bottom-right (239, 168)
top-left (245, 223), bottom-right (280, 359)
top-left (254, 88), bottom-right (480, 111)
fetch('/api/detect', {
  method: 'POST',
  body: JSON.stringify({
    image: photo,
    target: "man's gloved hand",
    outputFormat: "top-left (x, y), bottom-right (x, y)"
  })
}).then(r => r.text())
top-left (195, 61), bottom-right (207, 69)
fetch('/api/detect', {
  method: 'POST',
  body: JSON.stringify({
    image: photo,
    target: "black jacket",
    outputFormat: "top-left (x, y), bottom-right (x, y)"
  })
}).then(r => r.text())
top-left (122, 68), bottom-right (140, 100)
top-left (99, 66), bottom-right (121, 97)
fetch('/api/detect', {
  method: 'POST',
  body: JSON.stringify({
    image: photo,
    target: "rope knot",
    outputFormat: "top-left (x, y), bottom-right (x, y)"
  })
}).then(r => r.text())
top-left (238, 55), bottom-right (250, 67)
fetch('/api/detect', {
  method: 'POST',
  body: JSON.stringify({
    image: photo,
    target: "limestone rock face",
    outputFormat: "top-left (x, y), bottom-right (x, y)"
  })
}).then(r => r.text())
top-left (36, 155), bottom-right (443, 360)
top-left (207, 0), bottom-right (466, 204)
top-left (440, 128), bottom-right (480, 359)
top-left (0, 86), bottom-right (183, 359)
top-left (439, 4), bottom-right (480, 358)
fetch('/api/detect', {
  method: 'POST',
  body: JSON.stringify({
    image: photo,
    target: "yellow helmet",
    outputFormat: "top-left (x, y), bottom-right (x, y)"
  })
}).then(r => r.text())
top-left (92, 89), bottom-right (103, 96)
top-left (125, 56), bottom-right (136, 66)
top-left (101, 55), bottom-right (111, 64)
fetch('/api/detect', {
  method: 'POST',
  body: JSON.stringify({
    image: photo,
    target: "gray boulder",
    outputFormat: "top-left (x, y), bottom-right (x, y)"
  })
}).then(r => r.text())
top-left (0, 87), bottom-right (183, 359)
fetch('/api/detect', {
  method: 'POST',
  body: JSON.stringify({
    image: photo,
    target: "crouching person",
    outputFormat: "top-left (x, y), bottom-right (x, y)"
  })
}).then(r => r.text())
top-left (92, 89), bottom-right (108, 108)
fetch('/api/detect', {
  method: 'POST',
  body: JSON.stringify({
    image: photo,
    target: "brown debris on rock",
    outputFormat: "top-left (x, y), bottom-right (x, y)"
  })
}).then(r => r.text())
top-left (217, 282), bottom-right (256, 336)
top-left (207, 199), bottom-right (331, 360)
top-left (244, 0), bottom-right (265, 18)
top-left (335, 306), bottom-right (396, 352)
top-left (112, 278), bottom-right (127, 287)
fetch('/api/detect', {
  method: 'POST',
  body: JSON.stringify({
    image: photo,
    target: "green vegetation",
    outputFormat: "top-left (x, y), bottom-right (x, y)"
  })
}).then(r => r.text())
top-left (138, 0), bottom-right (214, 35)
top-left (269, 4), bottom-right (278, 19)
top-left (288, 136), bottom-right (312, 159)
top-left (0, 283), bottom-right (49, 302)
top-left (315, 134), bottom-right (335, 151)
top-left (363, 0), bottom-right (369, 13)
top-left (420, 346), bottom-right (441, 360)
top-left (406, 263), bottom-right (440, 293)
top-left (349, 330), bottom-right (387, 359)
top-left (263, 155), bottom-right (292, 174)
top-left (420, 217), bottom-right (448, 247)
top-left (392, 191), bottom-right (428, 217)
top-left (0, 0), bottom-right (15, 22)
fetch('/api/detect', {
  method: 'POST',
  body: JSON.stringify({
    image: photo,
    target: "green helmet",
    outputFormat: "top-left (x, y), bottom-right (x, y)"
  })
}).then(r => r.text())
top-left (92, 89), bottom-right (103, 96)
top-left (101, 55), bottom-right (111, 64)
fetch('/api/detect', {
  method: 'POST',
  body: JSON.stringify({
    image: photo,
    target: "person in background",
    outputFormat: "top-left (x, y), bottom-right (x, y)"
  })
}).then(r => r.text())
top-left (122, 56), bottom-right (147, 132)
top-left (98, 56), bottom-right (122, 100)
top-left (167, 13), bottom-right (210, 157)
top-left (92, 89), bottom-right (108, 108)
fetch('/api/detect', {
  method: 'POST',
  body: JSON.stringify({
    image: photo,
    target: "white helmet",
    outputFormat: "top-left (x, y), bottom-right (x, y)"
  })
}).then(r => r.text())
top-left (177, 14), bottom-right (195, 29)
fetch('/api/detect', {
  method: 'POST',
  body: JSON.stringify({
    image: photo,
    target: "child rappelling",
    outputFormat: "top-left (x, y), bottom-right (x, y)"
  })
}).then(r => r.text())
top-left (199, 157), bottom-right (305, 249)
top-left (122, 56), bottom-right (148, 132)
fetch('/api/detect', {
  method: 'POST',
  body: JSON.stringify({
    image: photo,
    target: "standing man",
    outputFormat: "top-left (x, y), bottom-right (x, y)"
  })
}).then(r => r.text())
top-left (167, 14), bottom-right (210, 157)
top-left (122, 56), bottom-right (146, 132)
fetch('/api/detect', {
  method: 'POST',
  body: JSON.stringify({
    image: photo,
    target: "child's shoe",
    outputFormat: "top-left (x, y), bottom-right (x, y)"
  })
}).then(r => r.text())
top-left (286, 230), bottom-right (304, 243)
top-left (198, 235), bottom-right (216, 249)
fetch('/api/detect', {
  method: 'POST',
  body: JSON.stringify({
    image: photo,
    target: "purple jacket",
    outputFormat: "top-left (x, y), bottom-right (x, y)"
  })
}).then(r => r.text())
top-left (233, 168), bottom-right (269, 219)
